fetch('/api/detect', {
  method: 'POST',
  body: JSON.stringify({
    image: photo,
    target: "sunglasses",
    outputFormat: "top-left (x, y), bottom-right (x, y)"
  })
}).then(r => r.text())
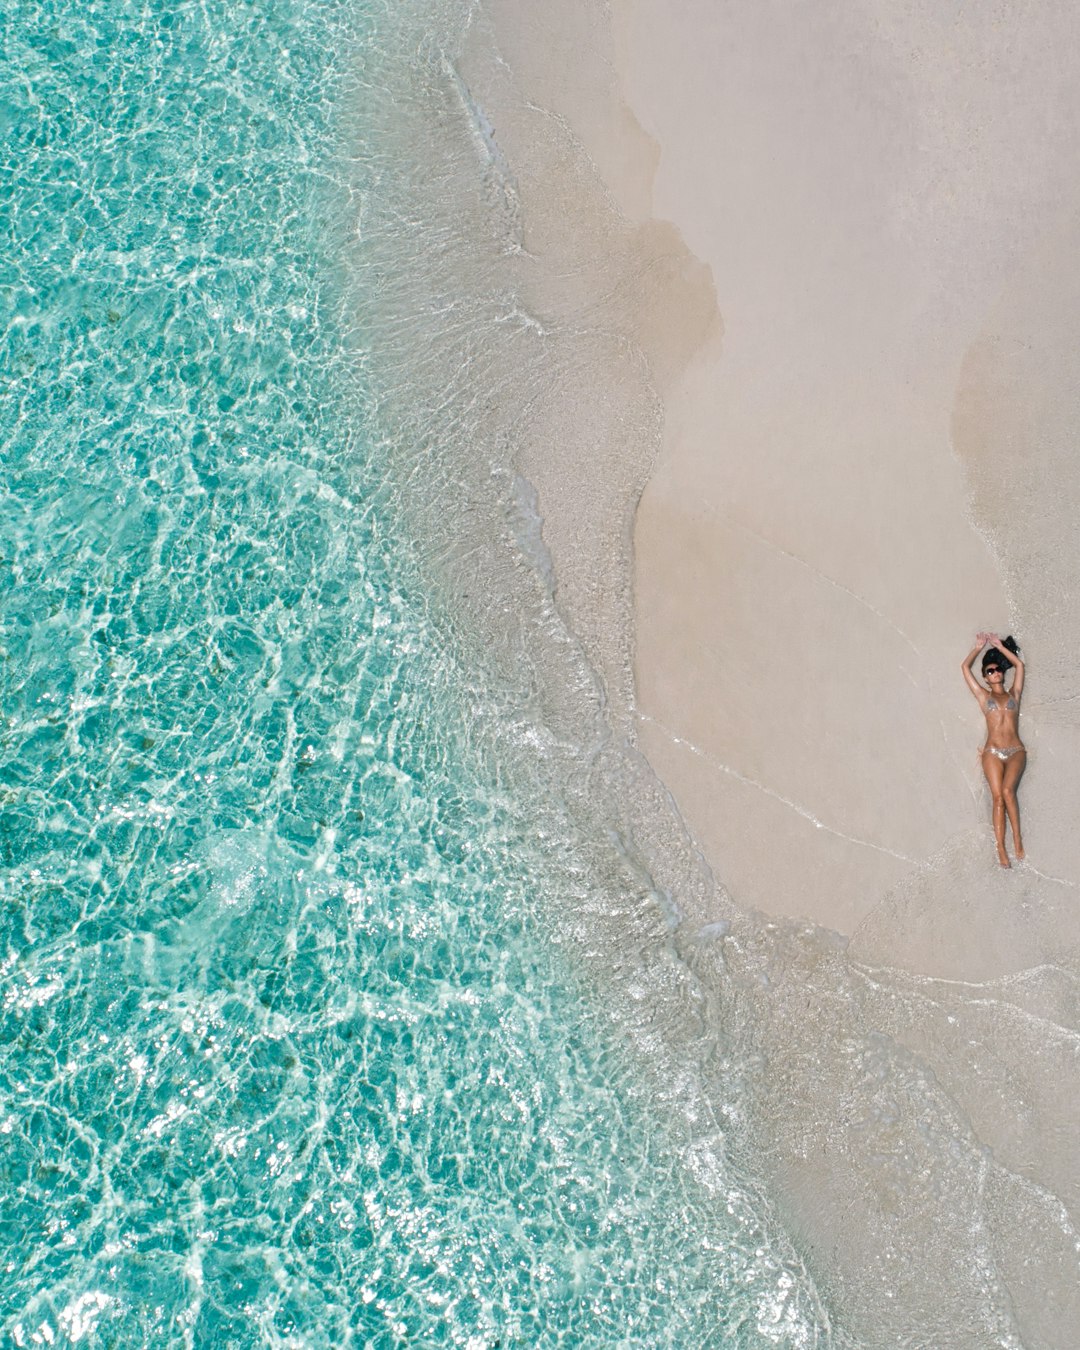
top-left (984, 666), bottom-right (1004, 674)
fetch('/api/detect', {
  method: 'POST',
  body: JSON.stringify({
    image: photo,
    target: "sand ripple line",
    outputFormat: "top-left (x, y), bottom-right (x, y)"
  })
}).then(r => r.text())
top-left (732, 516), bottom-right (981, 807)
top-left (1015, 861), bottom-right (1080, 889)
top-left (732, 517), bottom-right (922, 664)
top-left (638, 713), bottom-right (918, 865)
top-left (850, 960), bottom-right (1080, 1048)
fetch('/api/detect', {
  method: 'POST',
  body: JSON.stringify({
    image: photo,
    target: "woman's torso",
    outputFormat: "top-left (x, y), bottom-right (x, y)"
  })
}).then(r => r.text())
top-left (983, 691), bottom-right (1023, 749)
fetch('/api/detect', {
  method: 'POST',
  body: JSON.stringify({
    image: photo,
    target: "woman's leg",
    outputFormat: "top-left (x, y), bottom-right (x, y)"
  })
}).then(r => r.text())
top-left (981, 751), bottom-right (1009, 866)
top-left (1002, 751), bottom-right (1027, 860)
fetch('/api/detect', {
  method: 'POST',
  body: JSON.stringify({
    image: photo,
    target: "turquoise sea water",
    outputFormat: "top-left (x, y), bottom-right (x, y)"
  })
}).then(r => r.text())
top-left (0, 2), bottom-right (835, 1345)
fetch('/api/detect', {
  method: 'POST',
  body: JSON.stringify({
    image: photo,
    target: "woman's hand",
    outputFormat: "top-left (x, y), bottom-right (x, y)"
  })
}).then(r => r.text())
top-left (975, 631), bottom-right (990, 646)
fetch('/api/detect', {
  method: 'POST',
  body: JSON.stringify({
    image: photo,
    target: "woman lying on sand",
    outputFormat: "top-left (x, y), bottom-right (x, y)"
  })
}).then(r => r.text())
top-left (961, 632), bottom-right (1025, 868)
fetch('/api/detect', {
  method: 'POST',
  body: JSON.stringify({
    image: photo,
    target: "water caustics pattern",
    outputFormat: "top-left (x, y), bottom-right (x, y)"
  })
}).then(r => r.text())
top-left (0, 1), bottom-right (835, 1346)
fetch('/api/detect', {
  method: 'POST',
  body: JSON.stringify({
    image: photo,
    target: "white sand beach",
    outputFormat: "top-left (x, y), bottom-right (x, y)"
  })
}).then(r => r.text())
top-left (621, 0), bottom-right (1080, 934)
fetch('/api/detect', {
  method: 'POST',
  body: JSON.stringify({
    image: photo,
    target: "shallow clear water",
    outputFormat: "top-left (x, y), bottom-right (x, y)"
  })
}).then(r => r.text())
top-left (0, 1), bottom-right (833, 1345)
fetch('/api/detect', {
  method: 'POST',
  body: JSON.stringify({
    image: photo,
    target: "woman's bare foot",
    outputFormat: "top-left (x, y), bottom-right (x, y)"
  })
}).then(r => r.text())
top-left (1015, 843), bottom-right (1025, 861)
top-left (997, 849), bottom-right (1012, 869)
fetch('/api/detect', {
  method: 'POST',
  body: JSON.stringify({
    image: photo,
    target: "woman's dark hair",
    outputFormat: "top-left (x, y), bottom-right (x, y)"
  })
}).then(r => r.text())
top-left (982, 635), bottom-right (1020, 675)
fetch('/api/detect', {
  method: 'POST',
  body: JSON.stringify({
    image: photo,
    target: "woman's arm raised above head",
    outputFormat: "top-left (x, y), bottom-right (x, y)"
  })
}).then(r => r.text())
top-left (961, 635), bottom-right (988, 700)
